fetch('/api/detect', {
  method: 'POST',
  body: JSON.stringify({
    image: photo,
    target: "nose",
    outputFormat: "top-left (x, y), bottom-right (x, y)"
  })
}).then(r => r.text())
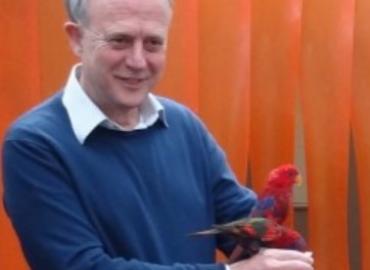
top-left (126, 41), bottom-right (147, 70)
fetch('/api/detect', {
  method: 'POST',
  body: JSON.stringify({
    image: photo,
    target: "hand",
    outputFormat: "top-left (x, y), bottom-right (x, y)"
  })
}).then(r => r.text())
top-left (228, 248), bottom-right (314, 270)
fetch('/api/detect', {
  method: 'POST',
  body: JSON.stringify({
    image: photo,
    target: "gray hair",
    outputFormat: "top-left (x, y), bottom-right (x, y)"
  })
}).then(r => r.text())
top-left (64, 0), bottom-right (87, 24)
top-left (64, 0), bottom-right (174, 24)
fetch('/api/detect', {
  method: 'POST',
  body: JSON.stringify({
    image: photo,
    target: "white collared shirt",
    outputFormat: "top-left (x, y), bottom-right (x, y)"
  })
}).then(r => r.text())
top-left (62, 64), bottom-right (165, 144)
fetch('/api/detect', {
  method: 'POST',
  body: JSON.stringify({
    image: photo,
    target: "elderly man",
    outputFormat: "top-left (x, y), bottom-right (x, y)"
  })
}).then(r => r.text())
top-left (2, 0), bottom-right (314, 270)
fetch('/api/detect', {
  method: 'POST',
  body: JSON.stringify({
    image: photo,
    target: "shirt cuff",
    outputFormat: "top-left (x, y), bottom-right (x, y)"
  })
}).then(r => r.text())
top-left (224, 264), bottom-right (231, 270)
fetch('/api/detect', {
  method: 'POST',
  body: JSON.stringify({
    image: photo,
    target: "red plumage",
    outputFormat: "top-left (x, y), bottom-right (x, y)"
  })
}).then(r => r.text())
top-left (250, 164), bottom-right (300, 224)
top-left (191, 164), bottom-right (308, 262)
top-left (267, 225), bottom-right (307, 251)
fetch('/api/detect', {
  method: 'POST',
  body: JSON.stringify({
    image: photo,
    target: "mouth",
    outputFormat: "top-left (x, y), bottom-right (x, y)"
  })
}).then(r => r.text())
top-left (115, 76), bottom-right (148, 88)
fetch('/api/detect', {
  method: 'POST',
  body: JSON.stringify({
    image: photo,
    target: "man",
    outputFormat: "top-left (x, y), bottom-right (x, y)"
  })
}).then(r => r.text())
top-left (2, 0), bottom-right (314, 269)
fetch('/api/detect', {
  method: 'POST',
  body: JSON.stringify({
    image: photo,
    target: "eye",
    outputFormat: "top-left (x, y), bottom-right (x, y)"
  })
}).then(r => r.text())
top-left (145, 37), bottom-right (164, 52)
top-left (107, 35), bottom-right (132, 49)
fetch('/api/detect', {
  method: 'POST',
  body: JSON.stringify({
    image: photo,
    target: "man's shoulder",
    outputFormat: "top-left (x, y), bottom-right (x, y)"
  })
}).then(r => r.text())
top-left (156, 96), bottom-right (189, 112)
top-left (4, 92), bottom-right (69, 143)
top-left (155, 95), bottom-right (211, 138)
top-left (156, 96), bottom-right (200, 123)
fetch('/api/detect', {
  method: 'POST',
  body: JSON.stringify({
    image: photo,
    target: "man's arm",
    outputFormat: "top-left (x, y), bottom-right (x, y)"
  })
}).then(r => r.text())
top-left (192, 116), bottom-right (256, 256)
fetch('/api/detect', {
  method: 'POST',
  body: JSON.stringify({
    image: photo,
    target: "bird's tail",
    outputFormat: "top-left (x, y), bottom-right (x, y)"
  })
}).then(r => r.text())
top-left (188, 228), bottom-right (221, 236)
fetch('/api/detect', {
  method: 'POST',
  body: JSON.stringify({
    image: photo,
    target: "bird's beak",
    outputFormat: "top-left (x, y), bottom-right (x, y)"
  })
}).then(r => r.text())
top-left (295, 174), bottom-right (303, 186)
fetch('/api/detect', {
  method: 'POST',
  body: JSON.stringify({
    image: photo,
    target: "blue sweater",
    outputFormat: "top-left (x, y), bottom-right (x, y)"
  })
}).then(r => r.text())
top-left (2, 92), bottom-right (256, 270)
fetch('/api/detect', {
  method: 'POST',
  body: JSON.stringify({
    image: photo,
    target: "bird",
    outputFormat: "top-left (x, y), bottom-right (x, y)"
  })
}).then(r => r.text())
top-left (192, 216), bottom-right (307, 262)
top-left (250, 164), bottom-right (302, 224)
top-left (191, 164), bottom-right (306, 262)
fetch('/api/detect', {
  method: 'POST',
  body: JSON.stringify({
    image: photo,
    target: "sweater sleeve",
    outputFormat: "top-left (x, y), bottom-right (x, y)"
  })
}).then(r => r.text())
top-left (210, 143), bottom-right (257, 255)
top-left (192, 117), bottom-right (257, 255)
top-left (2, 138), bottom-right (224, 270)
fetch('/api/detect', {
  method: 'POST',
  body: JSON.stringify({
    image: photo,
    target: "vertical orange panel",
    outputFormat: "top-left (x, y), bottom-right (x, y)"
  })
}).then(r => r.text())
top-left (157, 0), bottom-right (199, 112)
top-left (249, 0), bottom-right (302, 192)
top-left (0, 1), bottom-right (41, 269)
top-left (0, 1), bottom-right (42, 135)
top-left (300, 0), bottom-right (354, 269)
top-left (352, 0), bottom-right (370, 269)
top-left (199, 0), bottom-right (251, 183)
top-left (38, 0), bottom-right (77, 97)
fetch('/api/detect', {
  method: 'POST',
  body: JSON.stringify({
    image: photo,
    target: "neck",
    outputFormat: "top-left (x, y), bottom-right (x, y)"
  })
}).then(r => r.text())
top-left (104, 106), bottom-right (141, 128)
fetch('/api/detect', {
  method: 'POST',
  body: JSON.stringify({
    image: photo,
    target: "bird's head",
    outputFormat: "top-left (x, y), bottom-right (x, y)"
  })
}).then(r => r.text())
top-left (266, 164), bottom-right (301, 190)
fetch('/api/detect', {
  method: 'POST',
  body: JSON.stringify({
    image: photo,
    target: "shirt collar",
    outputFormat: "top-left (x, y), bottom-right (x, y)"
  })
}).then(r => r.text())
top-left (62, 64), bottom-right (167, 144)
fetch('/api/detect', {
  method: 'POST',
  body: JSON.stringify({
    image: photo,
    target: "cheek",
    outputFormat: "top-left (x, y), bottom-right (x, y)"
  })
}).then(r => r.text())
top-left (93, 47), bottom-right (125, 70)
top-left (148, 53), bottom-right (166, 73)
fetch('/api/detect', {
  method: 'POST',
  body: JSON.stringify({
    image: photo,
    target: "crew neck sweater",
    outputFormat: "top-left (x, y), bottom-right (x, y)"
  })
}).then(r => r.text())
top-left (3, 92), bottom-right (256, 270)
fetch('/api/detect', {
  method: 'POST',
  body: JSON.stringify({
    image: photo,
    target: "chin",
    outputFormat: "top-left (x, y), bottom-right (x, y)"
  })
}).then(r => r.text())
top-left (115, 93), bottom-right (149, 109)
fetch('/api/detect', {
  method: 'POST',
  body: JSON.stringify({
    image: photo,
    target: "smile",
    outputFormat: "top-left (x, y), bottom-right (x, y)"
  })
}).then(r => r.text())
top-left (115, 76), bottom-right (147, 87)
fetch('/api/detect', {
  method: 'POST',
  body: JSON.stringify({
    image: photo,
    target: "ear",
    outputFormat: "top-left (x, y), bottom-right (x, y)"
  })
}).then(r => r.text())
top-left (64, 22), bottom-right (84, 57)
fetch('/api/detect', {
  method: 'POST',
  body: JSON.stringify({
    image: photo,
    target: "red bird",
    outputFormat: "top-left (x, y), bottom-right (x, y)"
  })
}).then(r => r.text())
top-left (191, 164), bottom-right (307, 262)
top-left (250, 164), bottom-right (301, 224)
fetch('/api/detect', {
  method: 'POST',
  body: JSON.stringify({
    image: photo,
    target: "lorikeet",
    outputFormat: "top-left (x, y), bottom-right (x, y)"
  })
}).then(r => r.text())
top-left (192, 217), bottom-right (307, 262)
top-left (191, 164), bottom-right (306, 262)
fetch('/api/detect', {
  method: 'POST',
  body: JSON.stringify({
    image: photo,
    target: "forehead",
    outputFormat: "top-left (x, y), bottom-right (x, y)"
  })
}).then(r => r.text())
top-left (87, 0), bottom-right (172, 33)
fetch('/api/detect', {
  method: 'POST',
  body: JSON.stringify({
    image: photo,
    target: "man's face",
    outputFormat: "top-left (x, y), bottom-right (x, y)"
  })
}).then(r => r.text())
top-left (72, 0), bottom-right (172, 112)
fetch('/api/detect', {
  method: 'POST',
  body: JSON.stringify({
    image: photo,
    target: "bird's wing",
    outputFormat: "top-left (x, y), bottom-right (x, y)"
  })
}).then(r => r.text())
top-left (251, 195), bottom-right (290, 224)
top-left (250, 196), bottom-right (275, 217)
top-left (213, 217), bottom-right (251, 229)
top-left (189, 218), bottom-right (252, 236)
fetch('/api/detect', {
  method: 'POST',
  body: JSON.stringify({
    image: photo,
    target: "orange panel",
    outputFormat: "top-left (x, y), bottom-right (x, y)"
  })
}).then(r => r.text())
top-left (157, 0), bottom-right (200, 112)
top-left (0, 1), bottom-right (41, 269)
top-left (300, 0), bottom-right (354, 269)
top-left (0, 1), bottom-right (42, 134)
top-left (38, 0), bottom-right (77, 97)
top-left (352, 0), bottom-right (370, 269)
top-left (249, 0), bottom-right (302, 194)
top-left (199, 0), bottom-right (251, 183)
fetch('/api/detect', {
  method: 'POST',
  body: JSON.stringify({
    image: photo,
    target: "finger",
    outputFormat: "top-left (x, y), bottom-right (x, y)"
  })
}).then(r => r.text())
top-left (260, 249), bottom-right (314, 264)
top-left (304, 251), bottom-right (314, 257)
top-left (274, 260), bottom-right (314, 270)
